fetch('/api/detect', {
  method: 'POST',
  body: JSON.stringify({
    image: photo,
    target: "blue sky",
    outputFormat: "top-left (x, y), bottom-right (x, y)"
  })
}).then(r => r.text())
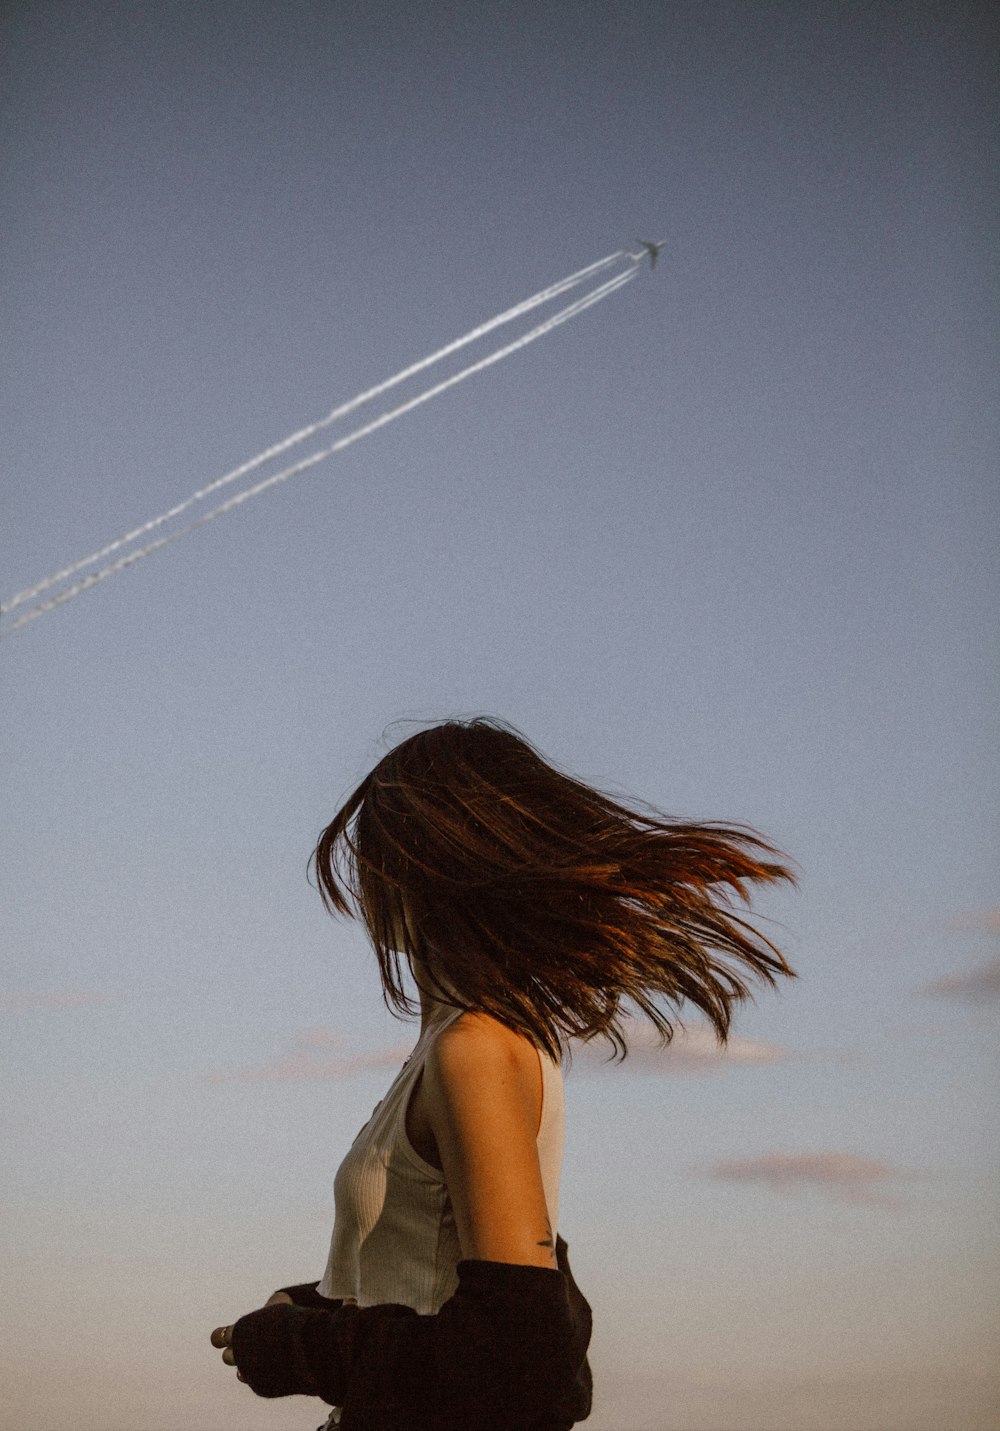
top-left (2, 3), bottom-right (997, 1429)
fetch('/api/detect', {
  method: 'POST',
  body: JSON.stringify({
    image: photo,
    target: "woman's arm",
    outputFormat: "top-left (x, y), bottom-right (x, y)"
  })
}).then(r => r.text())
top-left (420, 1012), bottom-right (557, 1268)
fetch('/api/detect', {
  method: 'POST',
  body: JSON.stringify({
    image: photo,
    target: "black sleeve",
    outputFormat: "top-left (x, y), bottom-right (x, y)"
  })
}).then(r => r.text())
top-left (273, 1281), bottom-right (344, 1310)
top-left (231, 1235), bottom-right (593, 1429)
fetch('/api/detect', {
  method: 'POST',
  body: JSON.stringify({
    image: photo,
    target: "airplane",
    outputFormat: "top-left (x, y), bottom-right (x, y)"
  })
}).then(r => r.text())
top-left (635, 238), bottom-right (665, 268)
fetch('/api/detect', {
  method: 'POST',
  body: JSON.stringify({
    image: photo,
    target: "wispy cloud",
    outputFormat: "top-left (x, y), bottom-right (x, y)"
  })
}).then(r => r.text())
top-left (704, 1150), bottom-right (914, 1207)
top-left (573, 1021), bottom-right (790, 1074)
top-left (208, 1028), bottom-right (414, 1083)
top-left (918, 955), bottom-right (1000, 1003)
top-left (212, 1021), bottom-right (790, 1083)
top-left (950, 908), bottom-right (1000, 935)
top-left (0, 990), bottom-right (112, 1012)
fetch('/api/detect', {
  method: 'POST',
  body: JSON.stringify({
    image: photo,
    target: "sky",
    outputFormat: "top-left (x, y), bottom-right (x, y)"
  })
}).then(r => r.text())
top-left (1, 2), bottom-right (997, 1429)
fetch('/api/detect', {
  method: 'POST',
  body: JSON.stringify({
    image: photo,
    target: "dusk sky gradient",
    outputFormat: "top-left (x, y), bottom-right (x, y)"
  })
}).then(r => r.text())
top-left (2, 4), bottom-right (997, 1429)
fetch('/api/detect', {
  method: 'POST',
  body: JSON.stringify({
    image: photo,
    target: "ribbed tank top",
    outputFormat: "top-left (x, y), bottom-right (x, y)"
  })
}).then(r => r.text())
top-left (317, 1006), bottom-right (565, 1314)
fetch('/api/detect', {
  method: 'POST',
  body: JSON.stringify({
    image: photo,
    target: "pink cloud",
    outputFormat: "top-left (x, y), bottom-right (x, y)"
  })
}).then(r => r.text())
top-left (208, 1028), bottom-right (414, 1083)
top-left (574, 1021), bottom-right (789, 1073)
top-left (0, 990), bottom-right (112, 1012)
top-left (950, 908), bottom-right (1000, 935)
top-left (919, 955), bottom-right (1000, 1002)
top-left (705, 1150), bottom-right (912, 1207)
top-left (295, 1028), bottom-right (350, 1048)
top-left (211, 1021), bottom-right (790, 1083)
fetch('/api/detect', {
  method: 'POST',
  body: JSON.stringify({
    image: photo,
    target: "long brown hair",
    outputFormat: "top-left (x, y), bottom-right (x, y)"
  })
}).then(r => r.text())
top-left (313, 718), bottom-right (796, 1061)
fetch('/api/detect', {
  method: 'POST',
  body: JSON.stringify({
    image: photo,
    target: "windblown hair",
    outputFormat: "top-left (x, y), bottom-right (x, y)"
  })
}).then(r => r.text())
top-left (313, 718), bottom-right (796, 1062)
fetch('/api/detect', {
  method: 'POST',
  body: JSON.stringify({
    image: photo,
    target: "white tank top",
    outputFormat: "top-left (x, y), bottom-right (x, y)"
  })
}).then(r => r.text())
top-left (317, 1006), bottom-right (565, 1314)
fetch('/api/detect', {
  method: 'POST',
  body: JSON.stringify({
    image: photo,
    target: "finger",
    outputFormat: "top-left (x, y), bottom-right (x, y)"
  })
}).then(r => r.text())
top-left (222, 1347), bottom-right (236, 1366)
top-left (211, 1325), bottom-right (232, 1349)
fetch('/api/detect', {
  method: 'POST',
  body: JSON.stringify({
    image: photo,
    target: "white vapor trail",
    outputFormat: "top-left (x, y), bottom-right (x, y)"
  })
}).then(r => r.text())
top-left (2, 250), bottom-right (630, 619)
top-left (2, 255), bottom-right (640, 635)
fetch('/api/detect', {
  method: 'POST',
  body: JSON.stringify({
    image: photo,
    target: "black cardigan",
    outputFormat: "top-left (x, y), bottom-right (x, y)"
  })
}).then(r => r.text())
top-left (230, 1234), bottom-right (593, 1431)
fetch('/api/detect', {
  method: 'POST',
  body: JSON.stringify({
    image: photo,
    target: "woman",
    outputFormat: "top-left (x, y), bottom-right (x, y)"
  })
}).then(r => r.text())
top-left (211, 718), bottom-right (796, 1430)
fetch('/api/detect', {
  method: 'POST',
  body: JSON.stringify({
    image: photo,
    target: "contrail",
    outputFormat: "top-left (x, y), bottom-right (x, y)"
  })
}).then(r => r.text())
top-left (2, 250), bottom-right (631, 618)
top-left (2, 256), bottom-right (641, 636)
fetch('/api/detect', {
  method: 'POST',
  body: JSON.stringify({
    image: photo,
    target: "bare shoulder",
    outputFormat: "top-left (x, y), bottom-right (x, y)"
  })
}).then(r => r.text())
top-left (435, 1009), bottom-right (539, 1060)
top-left (429, 1013), bottom-right (543, 1114)
top-left (426, 1007), bottom-right (543, 1150)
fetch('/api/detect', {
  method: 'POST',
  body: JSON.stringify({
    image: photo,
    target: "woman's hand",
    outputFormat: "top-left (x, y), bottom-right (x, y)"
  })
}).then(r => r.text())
top-left (210, 1321), bottom-right (242, 1378)
top-left (211, 1292), bottom-right (293, 1381)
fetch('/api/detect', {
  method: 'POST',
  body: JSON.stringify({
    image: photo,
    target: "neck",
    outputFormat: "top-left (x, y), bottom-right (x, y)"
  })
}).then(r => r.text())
top-left (411, 954), bottom-right (458, 1037)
